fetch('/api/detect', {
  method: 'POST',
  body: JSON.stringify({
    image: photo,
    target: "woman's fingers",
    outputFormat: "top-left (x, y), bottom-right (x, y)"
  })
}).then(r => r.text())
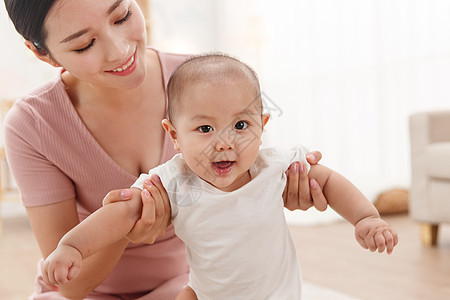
top-left (284, 158), bottom-right (329, 211)
top-left (284, 163), bottom-right (301, 211)
top-left (147, 175), bottom-right (171, 226)
top-left (102, 188), bottom-right (133, 206)
top-left (126, 188), bottom-right (156, 244)
top-left (298, 162), bottom-right (314, 210)
top-left (306, 151), bottom-right (322, 165)
top-left (309, 178), bottom-right (328, 212)
top-left (126, 175), bottom-right (171, 244)
top-left (146, 177), bottom-right (166, 235)
top-left (284, 162), bottom-right (316, 211)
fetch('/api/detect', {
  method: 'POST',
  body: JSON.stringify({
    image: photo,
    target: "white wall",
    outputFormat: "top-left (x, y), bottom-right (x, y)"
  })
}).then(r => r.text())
top-left (0, 3), bottom-right (58, 99)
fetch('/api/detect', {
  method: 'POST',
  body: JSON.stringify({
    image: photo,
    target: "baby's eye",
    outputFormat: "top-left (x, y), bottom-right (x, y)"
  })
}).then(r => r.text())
top-left (197, 125), bottom-right (213, 133)
top-left (234, 121), bottom-right (248, 130)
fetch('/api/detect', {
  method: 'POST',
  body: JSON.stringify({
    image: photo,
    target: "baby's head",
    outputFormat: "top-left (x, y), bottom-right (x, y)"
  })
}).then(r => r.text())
top-left (163, 54), bottom-right (270, 192)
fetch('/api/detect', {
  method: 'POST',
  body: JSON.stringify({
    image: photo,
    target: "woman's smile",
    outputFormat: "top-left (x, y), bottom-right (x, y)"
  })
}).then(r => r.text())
top-left (107, 52), bottom-right (137, 75)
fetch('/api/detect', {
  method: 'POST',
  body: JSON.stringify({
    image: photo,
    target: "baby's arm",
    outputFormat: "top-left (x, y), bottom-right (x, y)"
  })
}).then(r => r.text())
top-left (42, 188), bottom-right (144, 286)
top-left (309, 165), bottom-right (398, 254)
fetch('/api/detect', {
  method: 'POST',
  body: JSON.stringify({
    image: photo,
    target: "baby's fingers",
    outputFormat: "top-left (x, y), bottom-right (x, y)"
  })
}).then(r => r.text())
top-left (67, 263), bottom-right (82, 281)
top-left (54, 267), bottom-right (71, 285)
top-left (42, 269), bottom-right (58, 291)
top-left (383, 230), bottom-right (398, 255)
top-left (374, 232), bottom-right (386, 253)
top-left (364, 235), bottom-right (377, 252)
top-left (356, 234), bottom-right (368, 250)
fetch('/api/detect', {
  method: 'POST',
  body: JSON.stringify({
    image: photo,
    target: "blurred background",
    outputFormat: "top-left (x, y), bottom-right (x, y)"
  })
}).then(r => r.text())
top-left (1, 0), bottom-right (450, 223)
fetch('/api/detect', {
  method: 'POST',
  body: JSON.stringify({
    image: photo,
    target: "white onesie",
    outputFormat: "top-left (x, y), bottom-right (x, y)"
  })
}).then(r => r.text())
top-left (132, 146), bottom-right (310, 299)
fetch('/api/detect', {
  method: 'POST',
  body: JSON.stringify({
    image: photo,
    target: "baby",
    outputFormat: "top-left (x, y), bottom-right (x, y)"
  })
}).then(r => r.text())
top-left (42, 54), bottom-right (398, 299)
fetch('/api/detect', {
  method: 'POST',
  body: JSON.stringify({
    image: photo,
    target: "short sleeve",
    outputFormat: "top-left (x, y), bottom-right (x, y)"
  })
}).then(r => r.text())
top-left (131, 154), bottom-right (195, 219)
top-left (285, 144), bottom-right (311, 172)
top-left (4, 101), bottom-right (75, 207)
top-left (131, 164), bottom-right (163, 190)
top-left (258, 145), bottom-right (311, 174)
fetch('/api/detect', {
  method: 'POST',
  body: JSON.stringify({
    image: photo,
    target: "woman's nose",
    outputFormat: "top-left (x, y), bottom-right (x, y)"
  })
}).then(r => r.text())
top-left (103, 32), bottom-right (129, 63)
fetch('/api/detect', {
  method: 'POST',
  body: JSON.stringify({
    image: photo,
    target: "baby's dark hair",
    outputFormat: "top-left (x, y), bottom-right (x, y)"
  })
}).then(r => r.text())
top-left (167, 53), bottom-right (262, 121)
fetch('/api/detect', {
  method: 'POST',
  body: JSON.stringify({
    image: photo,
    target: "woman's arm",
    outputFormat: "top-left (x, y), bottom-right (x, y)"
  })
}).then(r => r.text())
top-left (26, 190), bottom-right (134, 299)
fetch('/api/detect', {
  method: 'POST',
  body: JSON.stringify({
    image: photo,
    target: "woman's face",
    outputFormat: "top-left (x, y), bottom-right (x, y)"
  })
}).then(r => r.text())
top-left (43, 0), bottom-right (147, 89)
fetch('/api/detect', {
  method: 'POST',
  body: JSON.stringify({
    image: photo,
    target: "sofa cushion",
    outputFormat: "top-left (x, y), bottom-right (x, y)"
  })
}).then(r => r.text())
top-left (425, 142), bottom-right (450, 179)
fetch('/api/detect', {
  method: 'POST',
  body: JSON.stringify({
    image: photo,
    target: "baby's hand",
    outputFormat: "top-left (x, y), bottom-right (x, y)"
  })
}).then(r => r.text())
top-left (354, 217), bottom-right (399, 254)
top-left (42, 245), bottom-right (83, 291)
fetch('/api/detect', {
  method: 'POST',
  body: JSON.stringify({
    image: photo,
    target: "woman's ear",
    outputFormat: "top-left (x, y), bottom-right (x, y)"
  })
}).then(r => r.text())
top-left (161, 119), bottom-right (181, 151)
top-left (24, 40), bottom-right (61, 68)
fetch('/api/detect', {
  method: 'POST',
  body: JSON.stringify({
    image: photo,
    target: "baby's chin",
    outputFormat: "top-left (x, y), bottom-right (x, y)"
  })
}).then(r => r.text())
top-left (209, 171), bottom-right (252, 192)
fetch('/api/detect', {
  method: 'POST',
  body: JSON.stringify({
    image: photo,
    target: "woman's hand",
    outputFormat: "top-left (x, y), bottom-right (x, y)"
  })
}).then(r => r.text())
top-left (102, 175), bottom-right (171, 244)
top-left (283, 151), bottom-right (328, 212)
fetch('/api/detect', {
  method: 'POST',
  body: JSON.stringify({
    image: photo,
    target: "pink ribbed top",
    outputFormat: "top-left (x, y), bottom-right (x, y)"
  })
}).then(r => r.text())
top-left (3, 49), bottom-right (189, 295)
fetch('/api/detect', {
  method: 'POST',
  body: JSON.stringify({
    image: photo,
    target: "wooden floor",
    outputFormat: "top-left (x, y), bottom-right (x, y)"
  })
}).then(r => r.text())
top-left (290, 214), bottom-right (450, 300)
top-left (1, 207), bottom-right (450, 299)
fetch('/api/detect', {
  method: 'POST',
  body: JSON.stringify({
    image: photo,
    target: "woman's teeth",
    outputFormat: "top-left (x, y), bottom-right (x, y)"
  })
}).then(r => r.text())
top-left (111, 55), bottom-right (134, 72)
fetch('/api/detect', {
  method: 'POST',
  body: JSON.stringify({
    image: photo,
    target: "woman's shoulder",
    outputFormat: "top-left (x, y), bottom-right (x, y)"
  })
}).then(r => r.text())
top-left (4, 75), bottom-right (69, 136)
top-left (8, 75), bottom-right (65, 112)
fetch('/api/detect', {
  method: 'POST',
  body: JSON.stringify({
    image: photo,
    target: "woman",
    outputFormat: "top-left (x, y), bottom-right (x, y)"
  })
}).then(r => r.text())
top-left (3, 0), bottom-right (327, 299)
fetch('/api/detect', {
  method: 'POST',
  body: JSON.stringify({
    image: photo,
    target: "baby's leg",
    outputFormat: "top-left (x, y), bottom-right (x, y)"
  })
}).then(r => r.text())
top-left (175, 286), bottom-right (198, 300)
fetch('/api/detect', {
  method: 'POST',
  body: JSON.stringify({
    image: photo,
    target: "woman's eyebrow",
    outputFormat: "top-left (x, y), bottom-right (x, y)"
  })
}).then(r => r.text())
top-left (107, 0), bottom-right (124, 15)
top-left (60, 0), bottom-right (124, 44)
top-left (60, 29), bottom-right (89, 43)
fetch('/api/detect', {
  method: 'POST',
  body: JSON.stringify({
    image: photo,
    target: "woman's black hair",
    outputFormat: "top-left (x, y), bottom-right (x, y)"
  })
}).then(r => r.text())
top-left (4, 0), bottom-right (57, 55)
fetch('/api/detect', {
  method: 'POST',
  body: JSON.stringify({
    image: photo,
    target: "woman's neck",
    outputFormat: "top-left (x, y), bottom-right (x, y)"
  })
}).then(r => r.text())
top-left (61, 49), bottom-right (163, 111)
top-left (62, 72), bottom-right (146, 111)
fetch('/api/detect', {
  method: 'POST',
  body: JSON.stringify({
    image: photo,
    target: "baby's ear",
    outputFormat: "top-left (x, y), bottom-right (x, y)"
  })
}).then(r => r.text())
top-left (161, 119), bottom-right (180, 151)
top-left (262, 113), bottom-right (270, 128)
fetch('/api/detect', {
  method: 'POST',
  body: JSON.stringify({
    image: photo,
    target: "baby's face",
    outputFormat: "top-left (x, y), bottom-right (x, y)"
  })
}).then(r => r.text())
top-left (169, 79), bottom-right (269, 192)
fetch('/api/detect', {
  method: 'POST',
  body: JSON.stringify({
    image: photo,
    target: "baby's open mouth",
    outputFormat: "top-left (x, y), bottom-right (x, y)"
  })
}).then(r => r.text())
top-left (212, 161), bottom-right (235, 175)
top-left (212, 161), bottom-right (234, 169)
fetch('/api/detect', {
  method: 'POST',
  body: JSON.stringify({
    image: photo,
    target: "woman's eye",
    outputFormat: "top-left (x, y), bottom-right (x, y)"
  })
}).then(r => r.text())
top-left (234, 121), bottom-right (248, 130)
top-left (198, 125), bottom-right (213, 133)
top-left (115, 10), bottom-right (132, 25)
top-left (75, 39), bottom-right (95, 53)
